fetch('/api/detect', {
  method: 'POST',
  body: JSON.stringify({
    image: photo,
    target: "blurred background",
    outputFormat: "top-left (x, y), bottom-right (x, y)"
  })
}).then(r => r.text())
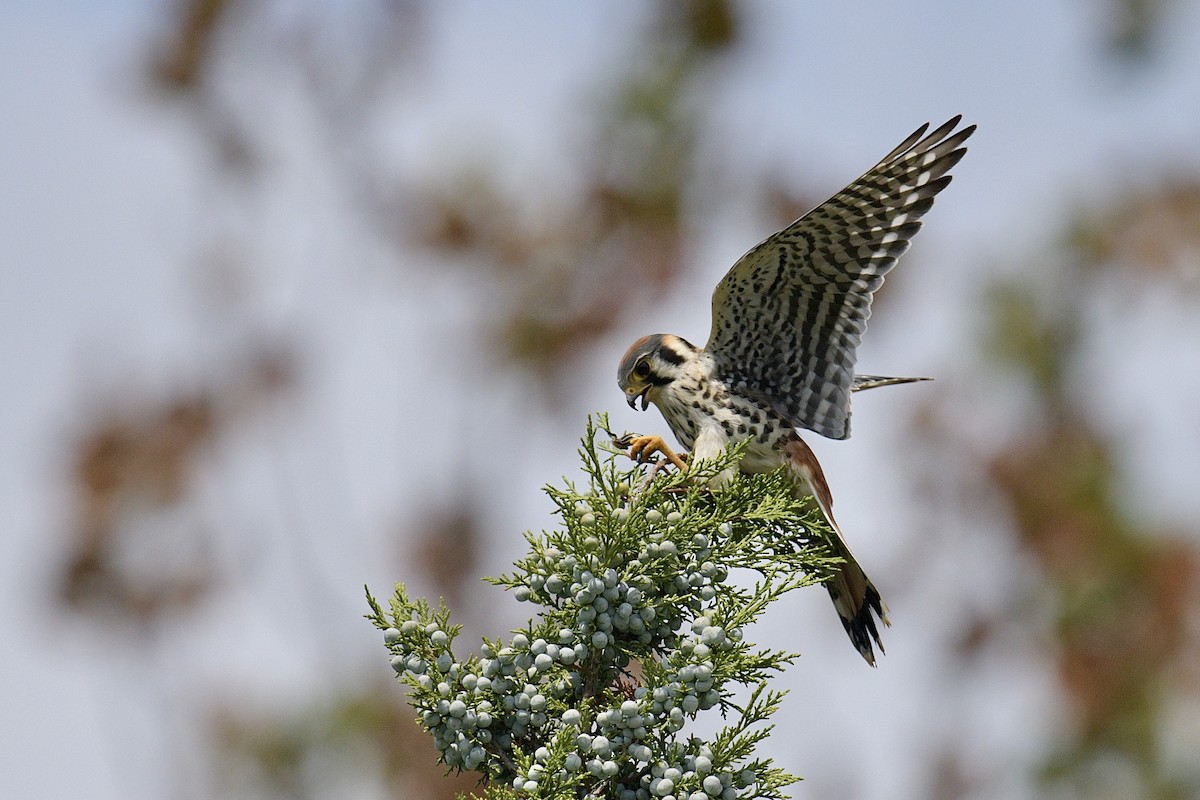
top-left (3, 1), bottom-right (1200, 798)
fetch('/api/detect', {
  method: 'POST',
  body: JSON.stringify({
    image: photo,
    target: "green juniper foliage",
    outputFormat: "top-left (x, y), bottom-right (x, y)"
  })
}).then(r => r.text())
top-left (365, 415), bottom-right (844, 800)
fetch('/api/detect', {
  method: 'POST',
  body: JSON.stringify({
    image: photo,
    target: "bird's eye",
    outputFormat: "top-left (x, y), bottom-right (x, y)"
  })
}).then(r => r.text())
top-left (634, 359), bottom-right (651, 378)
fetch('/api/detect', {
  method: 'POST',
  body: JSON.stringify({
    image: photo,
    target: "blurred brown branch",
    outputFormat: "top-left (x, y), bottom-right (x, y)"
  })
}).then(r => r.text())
top-left (59, 346), bottom-right (293, 625)
top-left (153, 0), bottom-right (241, 91)
top-left (916, 172), bottom-right (1200, 799)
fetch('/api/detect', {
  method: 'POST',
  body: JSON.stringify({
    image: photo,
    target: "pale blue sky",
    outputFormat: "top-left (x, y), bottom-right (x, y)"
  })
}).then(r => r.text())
top-left (2, 2), bottom-right (1199, 798)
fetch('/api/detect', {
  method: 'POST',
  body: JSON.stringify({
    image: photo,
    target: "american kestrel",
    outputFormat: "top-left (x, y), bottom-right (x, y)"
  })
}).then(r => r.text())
top-left (617, 117), bottom-right (974, 665)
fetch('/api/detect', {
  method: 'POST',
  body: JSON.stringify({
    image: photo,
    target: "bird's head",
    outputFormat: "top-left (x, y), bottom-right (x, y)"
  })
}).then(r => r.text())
top-left (617, 333), bottom-right (695, 411)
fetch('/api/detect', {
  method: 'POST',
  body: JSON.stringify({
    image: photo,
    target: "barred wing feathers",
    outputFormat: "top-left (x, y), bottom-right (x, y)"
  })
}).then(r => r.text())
top-left (704, 116), bottom-right (974, 439)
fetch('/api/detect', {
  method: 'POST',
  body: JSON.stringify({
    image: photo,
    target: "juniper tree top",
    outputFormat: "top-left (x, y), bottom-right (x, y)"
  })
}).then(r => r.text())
top-left (367, 416), bottom-right (848, 799)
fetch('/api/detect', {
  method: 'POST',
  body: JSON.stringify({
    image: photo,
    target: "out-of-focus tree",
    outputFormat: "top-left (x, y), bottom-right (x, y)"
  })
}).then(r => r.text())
top-left (46, 0), bottom-right (1200, 798)
top-left (411, 0), bottom-right (739, 386)
top-left (913, 178), bottom-right (1200, 799)
top-left (60, 347), bottom-right (293, 625)
top-left (55, 2), bottom-right (751, 799)
top-left (1100, 0), bottom-right (1177, 61)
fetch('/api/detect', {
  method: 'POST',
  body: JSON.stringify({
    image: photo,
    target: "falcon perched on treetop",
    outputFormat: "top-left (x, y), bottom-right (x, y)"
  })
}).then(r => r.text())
top-left (617, 116), bottom-right (975, 665)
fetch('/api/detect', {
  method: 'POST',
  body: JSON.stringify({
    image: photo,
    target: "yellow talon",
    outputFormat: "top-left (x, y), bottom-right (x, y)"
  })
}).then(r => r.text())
top-left (626, 435), bottom-right (689, 471)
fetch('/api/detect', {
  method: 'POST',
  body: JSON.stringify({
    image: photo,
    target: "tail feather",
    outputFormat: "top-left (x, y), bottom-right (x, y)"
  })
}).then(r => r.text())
top-left (851, 374), bottom-right (931, 392)
top-left (826, 558), bottom-right (890, 666)
top-left (784, 436), bottom-right (890, 665)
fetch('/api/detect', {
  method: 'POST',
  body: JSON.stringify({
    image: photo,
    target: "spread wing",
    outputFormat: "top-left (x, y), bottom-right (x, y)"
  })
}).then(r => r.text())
top-left (703, 116), bottom-right (974, 439)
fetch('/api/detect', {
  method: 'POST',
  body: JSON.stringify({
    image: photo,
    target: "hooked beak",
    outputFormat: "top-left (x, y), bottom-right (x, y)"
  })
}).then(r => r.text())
top-left (626, 386), bottom-right (651, 411)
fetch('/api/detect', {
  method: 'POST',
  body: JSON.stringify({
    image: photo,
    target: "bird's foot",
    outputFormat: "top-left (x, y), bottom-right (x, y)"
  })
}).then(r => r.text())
top-left (625, 435), bottom-right (689, 471)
